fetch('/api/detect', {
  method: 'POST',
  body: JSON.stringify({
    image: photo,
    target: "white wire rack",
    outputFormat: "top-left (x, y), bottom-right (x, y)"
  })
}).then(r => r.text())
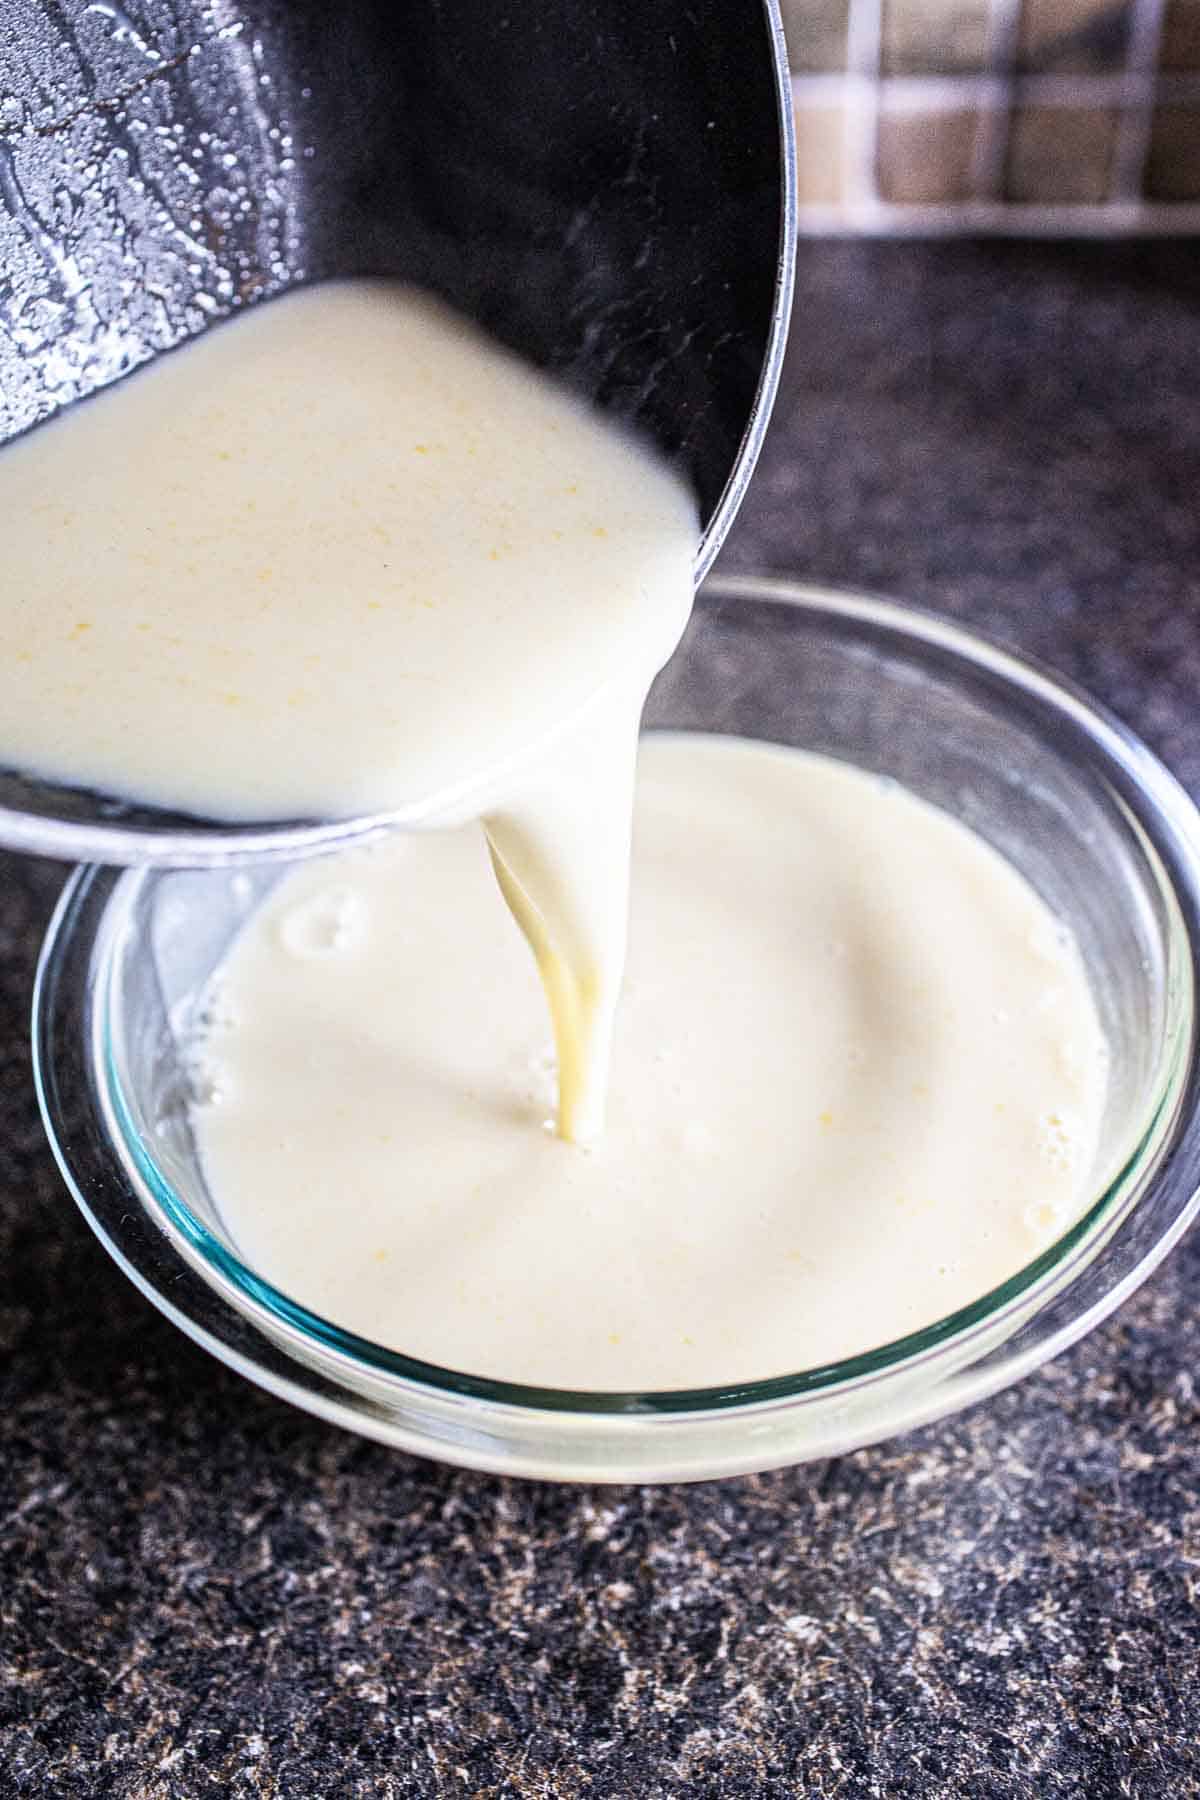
top-left (790, 0), bottom-right (1200, 232)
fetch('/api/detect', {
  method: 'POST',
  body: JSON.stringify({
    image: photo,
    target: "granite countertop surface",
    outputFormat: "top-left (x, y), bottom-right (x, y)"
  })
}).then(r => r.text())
top-left (3, 239), bottom-right (1200, 1798)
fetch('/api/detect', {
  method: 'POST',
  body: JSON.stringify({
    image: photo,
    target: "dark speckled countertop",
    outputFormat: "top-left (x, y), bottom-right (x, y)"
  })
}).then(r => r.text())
top-left (3, 241), bottom-right (1200, 1797)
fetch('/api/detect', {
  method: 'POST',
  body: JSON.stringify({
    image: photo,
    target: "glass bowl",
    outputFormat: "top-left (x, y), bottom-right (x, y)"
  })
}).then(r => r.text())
top-left (32, 577), bottom-right (1200, 1483)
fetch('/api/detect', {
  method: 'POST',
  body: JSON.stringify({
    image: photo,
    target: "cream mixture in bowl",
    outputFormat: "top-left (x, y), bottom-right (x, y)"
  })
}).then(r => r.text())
top-left (187, 732), bottom-right (1109, 1393)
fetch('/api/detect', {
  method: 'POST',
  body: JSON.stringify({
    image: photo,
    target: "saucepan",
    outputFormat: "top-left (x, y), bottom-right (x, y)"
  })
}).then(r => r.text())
top-left (0, 0), bottom-right (796, 864)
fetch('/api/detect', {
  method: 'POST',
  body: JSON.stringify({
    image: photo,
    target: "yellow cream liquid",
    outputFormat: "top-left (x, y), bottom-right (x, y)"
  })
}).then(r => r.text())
top-left (0, 281), bottom-right (698, 1141)
top-left (1, 279), bottom-right (1110, 1384)
top-left (191, 735), bottom-right (1108, 1388)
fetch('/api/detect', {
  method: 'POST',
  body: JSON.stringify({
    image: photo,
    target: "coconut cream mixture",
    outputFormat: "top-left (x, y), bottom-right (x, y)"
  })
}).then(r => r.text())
top-left (1, 281), bottom-right (1109, 1384)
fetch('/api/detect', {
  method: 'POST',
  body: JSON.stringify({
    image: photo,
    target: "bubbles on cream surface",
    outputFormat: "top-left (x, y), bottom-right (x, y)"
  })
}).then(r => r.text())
top-left (190, 736), bottom-right (1110, 1390)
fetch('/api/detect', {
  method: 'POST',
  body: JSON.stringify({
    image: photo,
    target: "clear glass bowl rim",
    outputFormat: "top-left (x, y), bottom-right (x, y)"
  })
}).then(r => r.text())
top-left (31, 577), bottom-right (1200, 1480)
